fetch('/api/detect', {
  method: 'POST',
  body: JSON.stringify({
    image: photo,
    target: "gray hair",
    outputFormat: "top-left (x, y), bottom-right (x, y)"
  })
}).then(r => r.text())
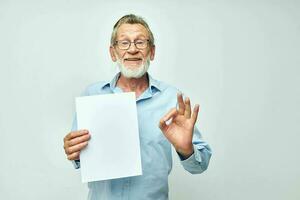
top-left (110, 14), bottom-right (155, 47)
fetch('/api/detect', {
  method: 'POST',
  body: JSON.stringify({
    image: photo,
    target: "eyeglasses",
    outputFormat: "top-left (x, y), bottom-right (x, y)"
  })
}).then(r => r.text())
top-left (114, 39), bottom-right (150, 50)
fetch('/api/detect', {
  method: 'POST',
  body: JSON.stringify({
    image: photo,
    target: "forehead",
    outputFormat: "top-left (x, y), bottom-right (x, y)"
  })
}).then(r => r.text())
top-left (117, 23), bottom-right (149, 39)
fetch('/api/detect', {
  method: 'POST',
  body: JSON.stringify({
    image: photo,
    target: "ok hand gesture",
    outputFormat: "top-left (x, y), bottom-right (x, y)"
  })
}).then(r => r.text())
top-left (159, 93), bottom-right (199, 159)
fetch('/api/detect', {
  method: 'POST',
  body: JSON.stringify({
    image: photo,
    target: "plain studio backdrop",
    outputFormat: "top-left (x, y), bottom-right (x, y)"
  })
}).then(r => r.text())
top-left (0, 0), bottom-right (299, 199)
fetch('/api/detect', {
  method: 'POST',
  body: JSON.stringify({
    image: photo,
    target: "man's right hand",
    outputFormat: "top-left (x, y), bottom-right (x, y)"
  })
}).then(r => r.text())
top-left (63, 129), bottom-right (90, 160)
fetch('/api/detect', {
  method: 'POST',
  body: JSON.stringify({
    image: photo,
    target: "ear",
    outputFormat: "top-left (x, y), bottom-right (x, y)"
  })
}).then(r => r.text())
top-left (110, 46), bottom-right (117, 62)
top-left (150, 45), bottom-right (155, 61)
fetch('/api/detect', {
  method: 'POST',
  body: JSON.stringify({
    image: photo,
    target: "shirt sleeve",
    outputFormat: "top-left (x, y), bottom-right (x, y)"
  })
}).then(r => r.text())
top-left (178, 127), bottom-right (212, 174)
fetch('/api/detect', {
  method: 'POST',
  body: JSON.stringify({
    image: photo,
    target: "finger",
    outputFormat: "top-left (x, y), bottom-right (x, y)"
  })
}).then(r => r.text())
top-left (163, 108), bottom-right (178, 122)
top-left (159, 108), bottom-right (177, 130)
top-left (68, 134), bottom-right (90, 147)
top-left (159, 119), bottom-right (167, 130)
top-left (64, 129), bottom-right (89, 142)
top-left (184, 97), bottom-right (191, 118)
top-left (177, 93), bottom-right (185, 115)
top-left (67, 151), bottom-right (80, 160)
top-left (191, 104), bottom-right (200, 124)
top-left (65, 141), bottom-right (88, 155)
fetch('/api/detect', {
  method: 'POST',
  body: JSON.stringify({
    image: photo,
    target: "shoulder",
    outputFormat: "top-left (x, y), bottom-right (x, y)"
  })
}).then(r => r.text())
top-left (82, 81), bottom-right (109, 96)
top-left (153, 77), bottom-right (181, 96)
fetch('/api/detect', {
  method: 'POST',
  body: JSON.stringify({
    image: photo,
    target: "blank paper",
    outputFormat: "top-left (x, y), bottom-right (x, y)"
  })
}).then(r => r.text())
top-left (75, 92), bottom-right (142, 183)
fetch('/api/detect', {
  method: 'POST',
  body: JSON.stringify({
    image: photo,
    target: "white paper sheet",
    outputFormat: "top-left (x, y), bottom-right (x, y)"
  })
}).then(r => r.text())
top-left (75, 92), bottom-right (142, 183)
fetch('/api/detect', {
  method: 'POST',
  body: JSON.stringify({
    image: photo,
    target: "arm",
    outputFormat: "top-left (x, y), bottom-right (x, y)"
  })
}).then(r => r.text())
top-left (64, 87), bottom-right (93, 169)
top-left (178, 127), bottom-right (212, 174)
top-left (159, 93), bottom-right (212, 174)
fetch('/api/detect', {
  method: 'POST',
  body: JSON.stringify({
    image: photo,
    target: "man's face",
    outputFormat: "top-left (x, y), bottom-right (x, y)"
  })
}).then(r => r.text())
top-left (110, 23), bottom-right (155, 78)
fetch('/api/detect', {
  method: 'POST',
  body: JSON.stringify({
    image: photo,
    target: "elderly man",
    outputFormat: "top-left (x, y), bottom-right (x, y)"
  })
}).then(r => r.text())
top-left (63, 14), bottom-right (212, 200)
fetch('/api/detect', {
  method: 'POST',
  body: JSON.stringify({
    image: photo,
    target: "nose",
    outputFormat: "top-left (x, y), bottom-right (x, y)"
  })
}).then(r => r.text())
top-left (127, 42), bottom-right (139, 54)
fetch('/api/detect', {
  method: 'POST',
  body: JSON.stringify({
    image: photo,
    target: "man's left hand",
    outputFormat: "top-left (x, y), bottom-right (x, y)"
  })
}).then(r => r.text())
top-left (159, 93), bottom-right (200, 159)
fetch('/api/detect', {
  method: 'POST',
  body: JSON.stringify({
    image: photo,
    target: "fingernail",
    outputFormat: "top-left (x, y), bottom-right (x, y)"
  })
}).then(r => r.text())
top-left (165, 118), bottom-right (172, 125)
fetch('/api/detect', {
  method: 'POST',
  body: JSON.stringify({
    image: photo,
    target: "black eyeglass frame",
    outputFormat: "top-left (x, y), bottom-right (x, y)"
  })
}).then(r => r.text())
top-left (114, 39), bottom-right (150, 50)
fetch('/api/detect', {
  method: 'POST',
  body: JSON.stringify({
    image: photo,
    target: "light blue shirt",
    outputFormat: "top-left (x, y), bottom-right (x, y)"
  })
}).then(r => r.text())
top-left (71, 73), bottom-right (212, 200)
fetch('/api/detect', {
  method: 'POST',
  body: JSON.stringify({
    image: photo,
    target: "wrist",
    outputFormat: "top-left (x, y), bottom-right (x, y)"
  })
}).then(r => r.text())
top-left (176, 144), bottom-right (194, 159)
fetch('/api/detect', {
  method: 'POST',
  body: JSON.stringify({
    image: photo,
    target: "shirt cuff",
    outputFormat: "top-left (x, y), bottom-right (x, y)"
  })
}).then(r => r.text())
top-left (180, 145), bottom-right (202, 165)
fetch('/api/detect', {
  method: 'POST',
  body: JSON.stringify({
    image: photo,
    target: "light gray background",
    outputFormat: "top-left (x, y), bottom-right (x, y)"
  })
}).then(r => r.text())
top-left (0, 0), bottom-right (299, 199)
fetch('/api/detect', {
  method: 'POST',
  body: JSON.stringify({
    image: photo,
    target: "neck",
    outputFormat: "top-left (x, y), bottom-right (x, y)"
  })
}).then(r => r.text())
top-left (116, 73), bottom-right (149, 97)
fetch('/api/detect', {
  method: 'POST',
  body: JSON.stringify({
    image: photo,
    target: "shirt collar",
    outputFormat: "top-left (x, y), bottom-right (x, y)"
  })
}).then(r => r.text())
top-left (101, 72), bottom-right (162, 94)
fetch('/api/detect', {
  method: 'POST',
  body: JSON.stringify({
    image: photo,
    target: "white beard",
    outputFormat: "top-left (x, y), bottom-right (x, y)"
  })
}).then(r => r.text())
top-left (116, 57), bottom-right (150, 78)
